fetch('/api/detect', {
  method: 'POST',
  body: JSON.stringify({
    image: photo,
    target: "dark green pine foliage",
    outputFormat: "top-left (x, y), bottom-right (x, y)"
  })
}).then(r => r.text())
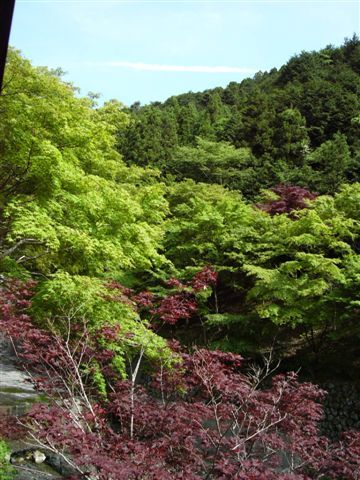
top-left (308, 132), bottom-right (351, 194)
top-left (176, 103), bottom-right (200, 145)
top-left (218, 112), bottom-right (245, 147)
top-left (273, 108), bottom-right (310, 167)
top-left (118, 107), bottom-right (178, 169)
top-left (240, 87), bottom-right (276, 158)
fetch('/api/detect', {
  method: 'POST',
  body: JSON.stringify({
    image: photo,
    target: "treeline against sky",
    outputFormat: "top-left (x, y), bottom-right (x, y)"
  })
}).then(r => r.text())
top-left (119, 35), bottom-right (360, 199)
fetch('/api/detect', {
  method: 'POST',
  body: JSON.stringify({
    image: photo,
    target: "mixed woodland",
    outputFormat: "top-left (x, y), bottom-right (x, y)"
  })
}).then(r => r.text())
top-left (0, 36), bottom-right (360, 479)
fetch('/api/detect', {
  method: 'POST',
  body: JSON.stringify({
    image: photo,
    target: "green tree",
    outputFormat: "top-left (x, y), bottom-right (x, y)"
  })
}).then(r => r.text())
top-left (176, 103), bottom-right (199, 145)
top-left (308, 133), bottom-right (350, 193)
top-left (119, 107), bottom-right (178, 168)
top-left (273, 108), bottom-right (310, 166)
top-left (241, 88), bottom-right (276, 158)
top-left (206, 91), bottom-right (224, 124)
top-left (243, 186), bottom-right (360, 339)
top-left (0, 49), bottom-right (171, 369)
top-left (164, 180), bottom-right (263, 271)
top-left (167, 138), bottom-right (259, 197)
top-left (219, 111), bottom-right (245, 147)
top-left (31, 272), bottom-right (170, 378)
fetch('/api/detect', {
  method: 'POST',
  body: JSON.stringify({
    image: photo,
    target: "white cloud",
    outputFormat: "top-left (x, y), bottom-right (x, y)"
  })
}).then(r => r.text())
top-left (91, 61), bottom-right (257, 74)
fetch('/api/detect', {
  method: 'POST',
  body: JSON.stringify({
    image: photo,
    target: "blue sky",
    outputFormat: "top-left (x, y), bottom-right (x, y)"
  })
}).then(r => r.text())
top-left (10, 0), bottom-right (360, 106)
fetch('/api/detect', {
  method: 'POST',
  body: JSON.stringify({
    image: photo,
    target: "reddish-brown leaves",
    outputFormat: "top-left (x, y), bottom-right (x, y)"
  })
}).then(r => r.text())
top-left (257, 184), bottom-right (317, 216)
top-left (1, 277), bottom-right (359, 479)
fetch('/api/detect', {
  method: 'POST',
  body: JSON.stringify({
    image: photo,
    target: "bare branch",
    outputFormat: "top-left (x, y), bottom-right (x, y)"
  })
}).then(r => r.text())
top-left (0, 238), bottom-right (44, 260)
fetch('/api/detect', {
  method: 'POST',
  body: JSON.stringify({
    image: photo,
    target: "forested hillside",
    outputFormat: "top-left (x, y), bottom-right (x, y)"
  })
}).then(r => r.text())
top-left (115, 36), bottom-right (360, 370)
top-left (119, 35), bottom-right (360, 198)
top-left (0, 38), bottom-right (359, 479)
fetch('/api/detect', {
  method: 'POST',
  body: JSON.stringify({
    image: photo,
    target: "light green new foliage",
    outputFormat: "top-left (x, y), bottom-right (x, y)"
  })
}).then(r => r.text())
top-left (0, 440), bottom-right (15, 480)
top-left (168, 138), bottom-right (256, 193)
top-left (333, 182), bottom-right (360, 222)
top-left (244, 187), bottom-right (360, 328)
top-left (0, 49), bottom-right (171, 372)
top-left (165, 180), bottom-right (264, 272)
top-left (245, 254), bottom-right (344, 326)
top-left (3, 155), bottom-right (167, 276)
top-left (166, 179), bottom-right (360, 334)
top-left (31, 272), bottom-right (171, 379)
top-left (1, 49), bottom-right (168, 276)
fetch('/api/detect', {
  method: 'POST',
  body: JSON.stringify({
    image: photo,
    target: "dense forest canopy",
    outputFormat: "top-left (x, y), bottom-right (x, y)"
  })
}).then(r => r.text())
top-left (0, 37), bottom-right (360, 479)
top-left (1, 36), bottom-right (360, 374)
top-left (118, 35), bottom-right (360, 198)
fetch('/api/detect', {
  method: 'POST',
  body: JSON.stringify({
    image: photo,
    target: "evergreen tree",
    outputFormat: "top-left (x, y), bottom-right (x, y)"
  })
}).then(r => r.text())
top-left (273, 108), bottom-right (310, 166)
top-left (308, 132), bottom-right (351, 193)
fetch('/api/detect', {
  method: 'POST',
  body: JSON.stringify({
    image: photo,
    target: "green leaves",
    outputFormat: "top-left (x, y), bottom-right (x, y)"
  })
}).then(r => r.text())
top-left (246, 254), bottom-right (344, 325)
top-left (167, 138), bottom-right (257, 195)
top-left (243, 187), bottom-right (360, 329)
top-left (31, 272), bottom-right (170, 377)
top-left (165, 180), bottom-right (260, 271)
top-left (1, 50), bottom-right (168, 277)
top-left (308, 133), bottom-right (351, 193)
top-left (0, 440), bottom-right (15, 480)
top-left (0, 49), bottom-right (172, 371)
top-left (165, 176), bottom-right (360, 342)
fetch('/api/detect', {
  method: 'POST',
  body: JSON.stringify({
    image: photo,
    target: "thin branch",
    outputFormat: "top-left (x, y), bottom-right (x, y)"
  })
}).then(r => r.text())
top-left (0, 238), bottom-right (44, 260)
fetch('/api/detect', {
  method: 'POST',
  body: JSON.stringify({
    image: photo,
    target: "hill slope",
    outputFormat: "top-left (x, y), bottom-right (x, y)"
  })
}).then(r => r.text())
top-left (118, 35), bottom-right (360, 198)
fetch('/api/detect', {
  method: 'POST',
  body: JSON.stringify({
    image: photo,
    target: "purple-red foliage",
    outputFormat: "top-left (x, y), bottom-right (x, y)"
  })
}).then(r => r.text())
top-left (0, 414), bottom-right (25, 440)
top-left (257, 184), bottom-right (317, 216)
top-left (165, 278), bottom-right (186, 289)
top-left (1, 278), bottom-right (359, 479)
top-left (106, 266), bottom-right (218, 326)
top-left (0, 278), bottom-right (120, 395)
top-left (191, 265), bottom-right (218, 291)
top-left (131, 291), bottom-right (155, 308)
top-left (151, 294), bottom-right (198, 325)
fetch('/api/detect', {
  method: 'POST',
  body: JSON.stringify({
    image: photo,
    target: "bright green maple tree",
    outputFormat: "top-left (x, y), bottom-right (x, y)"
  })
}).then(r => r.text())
top-left (0, 49), bottom-right (171, 370)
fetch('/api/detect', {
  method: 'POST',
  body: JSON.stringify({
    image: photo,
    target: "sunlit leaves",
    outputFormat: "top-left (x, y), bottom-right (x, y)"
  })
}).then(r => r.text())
top-left (1, 49), bottom-right (168, 276)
